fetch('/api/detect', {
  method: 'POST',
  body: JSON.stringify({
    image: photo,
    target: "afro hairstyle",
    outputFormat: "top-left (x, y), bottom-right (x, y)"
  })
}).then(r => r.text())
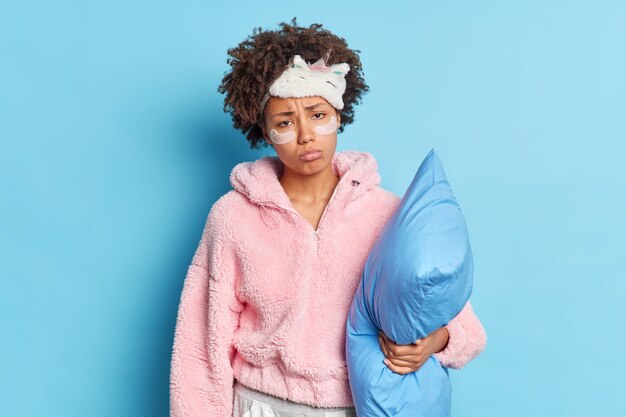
top-left (217, 17), bottom-right (369, 149)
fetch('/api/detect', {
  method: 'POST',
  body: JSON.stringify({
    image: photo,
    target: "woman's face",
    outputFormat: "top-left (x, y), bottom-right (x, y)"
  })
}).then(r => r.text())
top-left (261, 95), bottom-right (341, 177)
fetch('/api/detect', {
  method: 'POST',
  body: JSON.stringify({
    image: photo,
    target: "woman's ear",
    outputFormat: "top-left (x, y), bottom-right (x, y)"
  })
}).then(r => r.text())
top-left (260, 122), bottom-right (272, 146)
top-left (259, 111), bottom-right (272, 145)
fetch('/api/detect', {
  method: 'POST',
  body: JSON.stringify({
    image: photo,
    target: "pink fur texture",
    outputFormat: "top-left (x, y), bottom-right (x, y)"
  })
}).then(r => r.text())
top-left (170, 150), bottom-right (487, 417)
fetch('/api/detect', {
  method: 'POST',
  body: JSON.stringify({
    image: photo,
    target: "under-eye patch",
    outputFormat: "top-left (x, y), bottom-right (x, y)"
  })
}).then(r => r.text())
top-left (269, 129), bottom-right (296, 145)
top-left (315, 116), bottom-right (338, 135)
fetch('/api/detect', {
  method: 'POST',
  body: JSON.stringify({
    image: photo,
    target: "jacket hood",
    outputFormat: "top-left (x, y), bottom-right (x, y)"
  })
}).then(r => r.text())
top-left (229, 150), bottom-right (382, 218)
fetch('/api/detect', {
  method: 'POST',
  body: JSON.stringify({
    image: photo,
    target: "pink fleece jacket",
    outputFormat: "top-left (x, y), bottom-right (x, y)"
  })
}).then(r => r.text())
top-left (169, 150), bottom-right (487, 417)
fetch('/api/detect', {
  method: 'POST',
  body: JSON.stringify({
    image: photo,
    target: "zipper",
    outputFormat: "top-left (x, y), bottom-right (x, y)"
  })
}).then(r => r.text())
top-left (248, 180), bottom-right (355, 254)
top-left (313, 230), bottom-right (319, 254)
top-left (267, 186), bottom-right (338, 255)
top-left (310, 184), bottom-right (341, 254)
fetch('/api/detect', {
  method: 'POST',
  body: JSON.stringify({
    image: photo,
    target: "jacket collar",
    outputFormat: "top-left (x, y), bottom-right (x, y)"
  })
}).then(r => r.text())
top-left (229, 150), bottom-right (381, 212)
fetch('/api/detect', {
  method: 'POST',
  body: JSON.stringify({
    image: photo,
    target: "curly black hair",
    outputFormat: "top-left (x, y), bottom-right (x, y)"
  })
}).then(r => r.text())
top-left (217, 17), bottom-right (369, 149)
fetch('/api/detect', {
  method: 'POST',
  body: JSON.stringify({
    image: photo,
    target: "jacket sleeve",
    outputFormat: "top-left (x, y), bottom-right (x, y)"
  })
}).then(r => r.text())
top-left (170, 204), bottom-right (244, 417)
top-left (432, 300), bottom-right (487, 369)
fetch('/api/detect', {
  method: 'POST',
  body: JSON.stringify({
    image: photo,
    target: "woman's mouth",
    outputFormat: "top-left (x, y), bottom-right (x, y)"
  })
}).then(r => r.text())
top-left (299, 150), bottom-right (322, 162)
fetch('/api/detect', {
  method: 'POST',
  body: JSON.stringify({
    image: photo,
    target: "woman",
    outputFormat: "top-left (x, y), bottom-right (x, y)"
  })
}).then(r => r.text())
top-left (170, 18), bottom-right (487, 417)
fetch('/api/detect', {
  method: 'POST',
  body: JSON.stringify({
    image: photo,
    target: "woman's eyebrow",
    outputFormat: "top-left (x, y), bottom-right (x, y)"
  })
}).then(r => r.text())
top-left (304, 102), bottom-right (328, 110)
top-left (272, 110), bottom-right (295, 118)
top-left (271, 102), bottom-right (328, 119)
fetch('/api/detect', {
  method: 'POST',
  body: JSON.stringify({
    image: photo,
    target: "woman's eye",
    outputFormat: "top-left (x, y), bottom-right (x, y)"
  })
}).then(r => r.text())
top-left (313, 113), bottom-right (325, 120)
top-left (278, 121), bottom-right (291, 128)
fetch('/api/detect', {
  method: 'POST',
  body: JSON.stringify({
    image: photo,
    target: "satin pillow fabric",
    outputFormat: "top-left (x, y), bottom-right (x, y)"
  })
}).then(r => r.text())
top-left (345, 148), bottom-right (474, 417)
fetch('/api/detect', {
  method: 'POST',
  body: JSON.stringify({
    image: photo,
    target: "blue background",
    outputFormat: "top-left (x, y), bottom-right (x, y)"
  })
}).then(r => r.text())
top-left (2, 1), bottom-right (624, 416)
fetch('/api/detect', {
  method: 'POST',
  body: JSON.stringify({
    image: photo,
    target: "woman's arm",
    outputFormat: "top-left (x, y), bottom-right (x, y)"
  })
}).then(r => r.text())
top-left (432, 300), bottom-right (487, 369)
top-left (378, 301), bottom-right (487, 373)
top-left (170, 205), bottom-right (243, 417)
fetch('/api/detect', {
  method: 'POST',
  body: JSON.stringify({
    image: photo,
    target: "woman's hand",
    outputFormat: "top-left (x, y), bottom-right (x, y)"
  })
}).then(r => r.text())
top-left (377, 327), bottom-right (449, 375)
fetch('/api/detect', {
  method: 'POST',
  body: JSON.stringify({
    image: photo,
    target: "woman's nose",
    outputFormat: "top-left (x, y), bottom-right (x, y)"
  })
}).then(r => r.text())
top-left (297, 120), bottom-right (316, 144)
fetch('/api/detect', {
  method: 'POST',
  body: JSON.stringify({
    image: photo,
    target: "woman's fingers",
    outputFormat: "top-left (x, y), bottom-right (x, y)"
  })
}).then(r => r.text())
top-left (378, 331), bottom-right (426, 374)
top-left (388, 356), bottom-right (422, 367)
top-left (377, 335), bottom-right (389, 357)
top-left (379, 332), bottom-right (425, 357)
top-left (384, 360), bottom-right (417, 375)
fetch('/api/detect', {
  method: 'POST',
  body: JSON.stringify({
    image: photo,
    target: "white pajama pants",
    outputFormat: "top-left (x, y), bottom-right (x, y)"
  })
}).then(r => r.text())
top-left (232, 380), bottom-right (357, 417)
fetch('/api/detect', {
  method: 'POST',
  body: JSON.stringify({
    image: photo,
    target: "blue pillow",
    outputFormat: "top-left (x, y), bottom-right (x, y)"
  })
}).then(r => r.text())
top-left (345, 148), bottom-right (474, 417)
